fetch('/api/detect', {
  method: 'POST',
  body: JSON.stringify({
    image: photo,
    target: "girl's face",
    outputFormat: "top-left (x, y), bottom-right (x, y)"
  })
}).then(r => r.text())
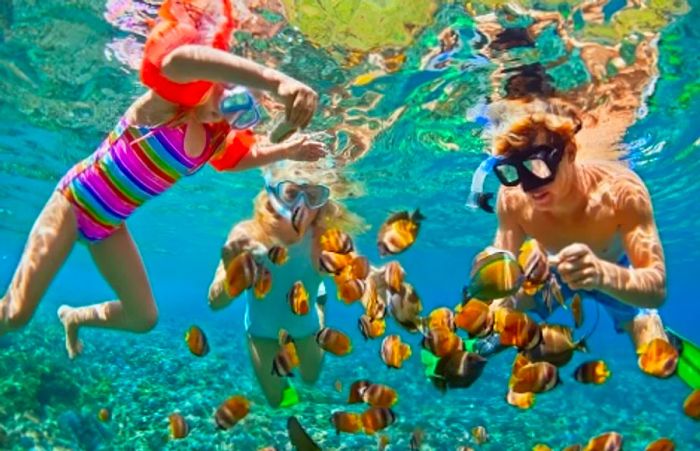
top-left (193, 85), bottom-right (226, 124)
top-left (266, 181), bottom-right (331, 240)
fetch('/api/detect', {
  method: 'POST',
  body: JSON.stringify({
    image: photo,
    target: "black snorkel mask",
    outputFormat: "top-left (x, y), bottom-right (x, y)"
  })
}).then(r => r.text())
top-left (466, 144), bottom-right (565, 213)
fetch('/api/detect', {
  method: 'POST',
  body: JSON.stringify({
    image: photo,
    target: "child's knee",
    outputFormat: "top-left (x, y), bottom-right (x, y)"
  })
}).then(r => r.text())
top-left (133, 306), bottom-right (158, 332)
top-left (1, 295), bottom-right (31, 331)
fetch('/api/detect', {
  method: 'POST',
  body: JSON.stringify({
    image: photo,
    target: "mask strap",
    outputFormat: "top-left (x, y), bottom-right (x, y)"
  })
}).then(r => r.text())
top-left (466, 155), bottom-right (503, 213)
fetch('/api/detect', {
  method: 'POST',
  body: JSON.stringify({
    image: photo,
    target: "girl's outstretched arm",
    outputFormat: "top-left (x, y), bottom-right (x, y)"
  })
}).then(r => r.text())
top-left (225, 134), bottom-right (327, 172)
top-left (161, 45), bottom-right (317, 128)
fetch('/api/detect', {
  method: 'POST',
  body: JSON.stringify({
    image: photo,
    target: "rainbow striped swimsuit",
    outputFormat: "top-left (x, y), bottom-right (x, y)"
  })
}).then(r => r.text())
top-left (58, 117), bottom-right (227, 243)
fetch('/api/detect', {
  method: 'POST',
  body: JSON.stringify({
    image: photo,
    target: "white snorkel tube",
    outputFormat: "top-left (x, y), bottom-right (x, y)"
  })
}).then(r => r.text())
top-left (465, 155), bottom-right (502, 213)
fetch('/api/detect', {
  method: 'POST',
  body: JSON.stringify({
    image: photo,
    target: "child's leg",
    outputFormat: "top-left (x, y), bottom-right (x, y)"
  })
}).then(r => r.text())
top-left (295, 334), bottom-right (324, 385)
top-left (246, 334), bottom-right (288, 407)
top-left (626, 310), bottom-right (677, 377)
top-left (627, 310), bottom-right (669, 349)
top-left (0, 192), bottom-right (77, 334)
top-left (207, 260), bottom-right (229, 307)
top-left (58, 225), bottom-right (157, 358)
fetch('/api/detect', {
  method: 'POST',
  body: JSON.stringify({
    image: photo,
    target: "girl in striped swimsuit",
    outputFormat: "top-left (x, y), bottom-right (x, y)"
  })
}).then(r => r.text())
top-left (0, 0), bottom-right (326, 358)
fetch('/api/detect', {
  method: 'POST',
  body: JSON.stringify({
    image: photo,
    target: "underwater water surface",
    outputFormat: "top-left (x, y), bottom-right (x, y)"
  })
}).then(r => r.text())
top-left (1, 0), bottom-right (700, 449)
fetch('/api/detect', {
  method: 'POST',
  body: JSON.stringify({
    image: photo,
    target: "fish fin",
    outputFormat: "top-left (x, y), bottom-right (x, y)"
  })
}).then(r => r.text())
top-left (411, 209), bottom-right (426, 222)
top-left (576, 339), bottom-right (588, 353)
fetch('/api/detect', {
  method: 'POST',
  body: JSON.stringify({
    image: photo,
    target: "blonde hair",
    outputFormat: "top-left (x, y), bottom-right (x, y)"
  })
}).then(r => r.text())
top-left (487, 98), bottom-right (625, 162)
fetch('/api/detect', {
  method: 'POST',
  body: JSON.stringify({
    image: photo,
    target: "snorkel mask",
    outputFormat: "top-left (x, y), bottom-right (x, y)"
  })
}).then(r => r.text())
top-left (466, 144), bottom-right (565, 213)
top-left (219, 85), bottom-right (261, 130)
top-left (264, 172), bottom-right (331, 231)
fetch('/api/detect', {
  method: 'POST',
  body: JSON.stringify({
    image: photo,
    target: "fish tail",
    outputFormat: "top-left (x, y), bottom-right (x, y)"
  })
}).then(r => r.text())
top-left (576, 339), bottom-right (588, 353)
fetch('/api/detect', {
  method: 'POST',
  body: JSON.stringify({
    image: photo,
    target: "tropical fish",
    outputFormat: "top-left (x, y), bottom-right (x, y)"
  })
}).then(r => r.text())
top-left (361, 383), bottom-right (398, 408)
top-left (573, 360), bottom-right (611, 385)
top-left (541, 275), bottom-right (565, 313)
top-left (316, 327), bottom-right (352, 356)
top-left (359, 315), bottom-right (386, 340)
top-left (455, 299), bottom-right (493, 337)
top-left (495, 308), bottom-right (542, 351)
top-left (431, 351), bottom-right (487, 392)
top-left (169, 412), bottom-right (189, 439)
top-left (472, 426), bottom-right (488, 444)
top-left (362, 279), bottom-right (386, 320)
top-left (506, 388), bottom-right (535, 409)
top-left (466, 248), bottom-right (523, 301)
top-left (348, 380), bottom-right (372, 403)
top-left (380, 335), bottom-right (412, 369)
top-left (185, 325), bottom-right (210, 357)
top-left (219, 251), bottom-right (258, 305)
top-left (518, 239), bottom-right (549, 295)
top-left (287, 416), bottom-right (321, 451)
top-left (272, 332), bottom-right (299, 377)
top-left (377, 210), bottom-right (425, 256)
top-left (424, 307), bottom-right (455, 333)
top-left (683, 389), bottom-right (700, 419)
top-left (524, 324), bottom-right (586, 367)
top-left (214, 395), bottom-right (250, 430)
top-left (511, 361), bottom-right (560, 394)
top-left (387, 283), bottom-right (423, 333)
top-left (410, 428), bottom-right (424, 450)
top-left (338, 279), bottom-right (366, 304)
top-left (268, 245), bottom-right (289, 265)
top-left (319, 250), bottom-right (354, 274)
top-left (288, 281), bottom-right (310, 315)
top-left (350, 255), bottom-right (370, 279)
top-left (320, 228), bottom-right (354, 254)
top-left (253, 265), bottom-right (272, 299)
top-left (384, 261), bottom-right (405, 293)
top-left (571, 293), bottom-right (583, 328)
top-left (334, 379), bottom-right (343, 393)
top-left (361, 407), bottom-right (396, 434)
top-left (583, 432), bottom-right (622, 451)
top-left (330, 411), bottom-right (363, 434)
top-left (97, 408), bottom-right (110, 422)
top-left (637, 338), bottom-right (679, 378)
top-left (421, 327), bottom-right (464, 358)
top-left (645, 438), bottom-right (675, 451)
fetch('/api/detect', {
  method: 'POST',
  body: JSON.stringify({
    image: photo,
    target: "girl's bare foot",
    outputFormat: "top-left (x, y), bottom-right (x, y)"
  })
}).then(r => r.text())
top-left (58, 305), bottom-right (83, 359)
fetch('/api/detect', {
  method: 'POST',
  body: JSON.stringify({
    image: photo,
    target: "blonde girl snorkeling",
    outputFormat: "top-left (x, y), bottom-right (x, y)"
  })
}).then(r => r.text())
top-left (0, 0), bottom-right (325, 358)
top-left (207, 163), bottom-right (366, 407)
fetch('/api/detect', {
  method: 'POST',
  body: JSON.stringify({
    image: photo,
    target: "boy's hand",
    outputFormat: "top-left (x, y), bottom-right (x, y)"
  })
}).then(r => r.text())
top-left (554, 243), bottom-right (603, 291)
top-left (285, 135), bottom-right (327, 162)
top-left (277, 76), bottom-right (318, 129)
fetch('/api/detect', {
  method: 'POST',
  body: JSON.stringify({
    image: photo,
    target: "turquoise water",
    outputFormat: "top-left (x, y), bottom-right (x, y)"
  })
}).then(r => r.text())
top-left (1, 0), bottom-right (700, 449)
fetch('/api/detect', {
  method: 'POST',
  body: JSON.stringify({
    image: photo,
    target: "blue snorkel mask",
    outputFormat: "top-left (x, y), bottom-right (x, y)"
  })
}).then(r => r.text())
top-left (219, 86), bottom-right (261, 130)
top-left (264, 172), bottom-right (331, 230)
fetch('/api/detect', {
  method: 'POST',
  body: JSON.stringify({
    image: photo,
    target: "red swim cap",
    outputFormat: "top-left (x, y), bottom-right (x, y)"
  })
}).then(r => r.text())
top-left (140, 0), bottom-right (237, 107)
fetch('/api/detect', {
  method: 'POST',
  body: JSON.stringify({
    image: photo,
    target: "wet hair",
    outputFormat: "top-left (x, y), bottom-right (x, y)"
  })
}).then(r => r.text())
top-left (487, 98), bottom-right (582, 156)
